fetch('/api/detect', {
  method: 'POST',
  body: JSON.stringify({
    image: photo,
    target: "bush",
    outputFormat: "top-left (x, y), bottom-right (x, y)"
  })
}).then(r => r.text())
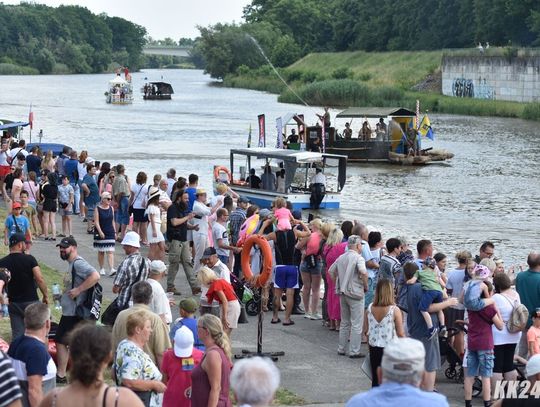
top-left (0, 63), bottom-right (39, 75)
top-left (357, 72), bottom-right (372, 82)
top-left (522, 102), bottom-right (540, 120)
top-left (236, 64), bottom-right (251, 76)
top-left (301, 70), bottom-right (319, 83)
top-left (279, 79), bottom-right (371, 107)
top-left (284, 69), bottom-right (303, 82)
top-left (331, 67), bottom-right (353, 79)
top-left (371, 86), bottom-right (404, 105)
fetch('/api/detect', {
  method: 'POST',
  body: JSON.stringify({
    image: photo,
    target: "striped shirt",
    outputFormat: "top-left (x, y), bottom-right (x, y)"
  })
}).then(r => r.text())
top-left (113, 253), bottom-right (150, 307)
top-left (0, 351), bottom-right (22, 407)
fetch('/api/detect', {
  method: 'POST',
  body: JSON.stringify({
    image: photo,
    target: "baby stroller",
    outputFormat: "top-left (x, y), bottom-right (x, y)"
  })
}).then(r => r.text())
top-left (229, 272), bottom-right (256, 319)
top-left (440, 326), bottom-right (464, 383)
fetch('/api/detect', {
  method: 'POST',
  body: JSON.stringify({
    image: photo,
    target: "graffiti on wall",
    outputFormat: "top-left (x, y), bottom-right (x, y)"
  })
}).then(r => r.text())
top-left (452, 77), bottom-right (495, 99)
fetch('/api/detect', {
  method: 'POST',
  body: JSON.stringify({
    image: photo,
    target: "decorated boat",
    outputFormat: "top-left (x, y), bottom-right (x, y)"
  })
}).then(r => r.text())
top-left (105, 74), bottom-right (133, 104)
top-left (219, 147), bottom-right (347, 210)
top-left (142, 81), bottom-right (174, 100)
top-left (310, 107), bottom-right (454, 165)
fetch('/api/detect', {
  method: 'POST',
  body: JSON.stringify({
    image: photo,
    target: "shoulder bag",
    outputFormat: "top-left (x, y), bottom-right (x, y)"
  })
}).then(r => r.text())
top-left (501, 294), bottom-right (529, 333)
top-left (128, 184), bottom-right (146, 215)
top-left (72, 259), bottom-right (103, 320)
top-left (101, 258), bottom-right (146, 326)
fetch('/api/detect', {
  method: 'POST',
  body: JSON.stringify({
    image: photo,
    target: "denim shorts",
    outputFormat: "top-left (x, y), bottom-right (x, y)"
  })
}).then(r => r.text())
top-left (364, 278), bottom-right (376, 309)
top-left (466, 349), bottom-right (494, 377)
top-left (419, 289), bottom-right (443, 312)
top-left (300, 258), bottom-right (323, 275)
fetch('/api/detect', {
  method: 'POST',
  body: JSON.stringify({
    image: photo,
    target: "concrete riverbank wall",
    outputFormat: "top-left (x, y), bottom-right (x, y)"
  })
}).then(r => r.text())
top-left (442, 55), bottom-right (540, 102)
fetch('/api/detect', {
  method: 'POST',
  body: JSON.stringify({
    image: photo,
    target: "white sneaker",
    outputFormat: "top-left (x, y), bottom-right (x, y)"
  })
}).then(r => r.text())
top-left (303, 313), bottom-right (313, 319)
top-left (109, 268), bottom-right (117, 277)
top-left (311, 313), bottom-right (323, 320)
top-left (99, 268), bottom-right (106, 276)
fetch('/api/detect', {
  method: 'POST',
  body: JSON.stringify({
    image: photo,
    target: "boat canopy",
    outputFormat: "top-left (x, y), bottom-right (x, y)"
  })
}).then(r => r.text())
top-left (336, 107), bottom-right (416, 118)
top-left (230, 147), bottom-right (347, 192)
top-left (109, 76), bottom-right (128, 85)
top-left (0, 122), bottom-right (29, 130)
top-left (148, 82), bottom-right (174, 94)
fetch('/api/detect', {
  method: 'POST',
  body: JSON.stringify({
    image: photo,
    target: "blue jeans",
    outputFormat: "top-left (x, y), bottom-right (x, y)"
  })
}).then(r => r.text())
top-left (116, 196), bottom-right (130, 225)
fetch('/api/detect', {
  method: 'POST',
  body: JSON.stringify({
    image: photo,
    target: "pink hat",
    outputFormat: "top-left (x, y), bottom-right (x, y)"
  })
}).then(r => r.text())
top-left (474, 264), bottom-right (491, 280)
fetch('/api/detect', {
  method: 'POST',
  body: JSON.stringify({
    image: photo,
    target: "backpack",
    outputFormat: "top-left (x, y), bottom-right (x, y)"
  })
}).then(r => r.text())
top-left (501, 295), bottom-right (529, 333)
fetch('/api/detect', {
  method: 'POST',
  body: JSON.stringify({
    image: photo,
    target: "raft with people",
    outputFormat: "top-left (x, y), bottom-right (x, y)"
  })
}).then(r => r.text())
top-left (310, 107), bottom-right (454, 165)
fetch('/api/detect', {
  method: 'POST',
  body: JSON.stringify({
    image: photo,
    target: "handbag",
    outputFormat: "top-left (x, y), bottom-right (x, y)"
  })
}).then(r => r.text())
top-left (72, 260), bottom-right (103, 320)
top-left (101, 258), bottom-right (146, 326)
top-left (133, 391), bottom-right (151, 407)
top-left (129, 184), bottom-right (146, 215)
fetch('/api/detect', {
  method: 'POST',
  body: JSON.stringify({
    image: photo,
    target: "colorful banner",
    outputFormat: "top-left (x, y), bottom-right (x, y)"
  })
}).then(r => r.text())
top-left (257, 114), bottom-right (265, 147)
top-left (415, 99), bottom-right (420, 129)
top-left (276, 117), bottom-right (283, 148)
top-left (418, 115), bottom-right (435, 140)
top-left (247, 123), bottom-right (252, 148)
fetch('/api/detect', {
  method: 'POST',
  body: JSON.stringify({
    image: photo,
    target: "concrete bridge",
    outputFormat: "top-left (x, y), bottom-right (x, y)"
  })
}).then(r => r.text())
top-left (142, 46), bottom-right (192, 57)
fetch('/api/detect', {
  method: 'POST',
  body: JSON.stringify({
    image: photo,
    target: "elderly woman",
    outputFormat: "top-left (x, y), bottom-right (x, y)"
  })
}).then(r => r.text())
top-left (94, 191), bottom-right (116, 276)
top-left (231, 357), bottom-right (280, 407)
top-left (191, 314), bottom-right (233, 407)
top-left (40, 325), bottom-right (143, 407)
top-left (323, 226), bottom-right (346, 330)
top-left (198, 266), bottom-right (241, 336)
top-left (114, 311), bottom-right (166, 407)
top-left (296, 218), bottom-right (324, 320)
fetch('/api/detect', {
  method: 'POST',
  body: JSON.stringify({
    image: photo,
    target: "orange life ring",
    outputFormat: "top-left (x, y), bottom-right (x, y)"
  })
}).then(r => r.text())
top-left (241, 234), bottom-right (272, 288)
top-left (214, 166), bottom-right (232, 183)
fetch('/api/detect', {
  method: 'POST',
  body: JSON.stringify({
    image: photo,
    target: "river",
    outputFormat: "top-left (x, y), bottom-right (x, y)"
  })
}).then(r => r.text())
top-left (0, 69), bottom-right (539, 267)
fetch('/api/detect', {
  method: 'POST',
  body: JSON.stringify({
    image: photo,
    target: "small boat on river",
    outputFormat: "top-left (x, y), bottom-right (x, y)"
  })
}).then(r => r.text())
top-left (105, 74), bottom-right (133, 104)
top-left (142, 81), bottom-right (174, 100)
top-left (219, 147), bottom-right (347, 210)
top-left (309, 107), bottom-right (453, 165)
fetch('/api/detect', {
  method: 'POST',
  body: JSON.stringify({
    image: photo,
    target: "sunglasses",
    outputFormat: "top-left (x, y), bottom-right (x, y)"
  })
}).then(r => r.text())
top-left (103, 197), bottom-right (111, 201)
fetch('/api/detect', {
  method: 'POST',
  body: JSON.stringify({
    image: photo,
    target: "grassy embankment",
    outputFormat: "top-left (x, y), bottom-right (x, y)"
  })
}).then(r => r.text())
top-left (224, 50), bottom-right (540, 121)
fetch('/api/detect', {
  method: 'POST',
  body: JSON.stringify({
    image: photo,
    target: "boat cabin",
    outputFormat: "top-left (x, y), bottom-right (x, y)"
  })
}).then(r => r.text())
top-left (226, 147), bottom-right (347, 210)
top-left (143, 82), bottom-right (174, 100)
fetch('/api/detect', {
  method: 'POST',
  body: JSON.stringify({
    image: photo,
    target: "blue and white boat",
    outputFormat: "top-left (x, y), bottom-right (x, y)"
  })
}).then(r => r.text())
top-left (226, 147), bottom-right (347, 210)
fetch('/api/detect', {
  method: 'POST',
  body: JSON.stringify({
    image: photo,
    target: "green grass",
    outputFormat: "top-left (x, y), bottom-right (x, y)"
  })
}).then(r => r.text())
top-left (0, 205), bottom-right (64, 342)
top-left (273, 388), bottom-right (306, 405)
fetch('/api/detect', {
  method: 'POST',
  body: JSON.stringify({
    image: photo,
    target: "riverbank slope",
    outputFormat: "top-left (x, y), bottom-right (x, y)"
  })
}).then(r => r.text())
top-left (224, 49), bottom-right (540, 121)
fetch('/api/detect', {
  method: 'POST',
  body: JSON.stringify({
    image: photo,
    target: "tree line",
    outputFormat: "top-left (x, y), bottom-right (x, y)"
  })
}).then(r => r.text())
top-left (195, 0), bottom-right (540, 79)
top-left (0, 3), bottom-right (146, 74)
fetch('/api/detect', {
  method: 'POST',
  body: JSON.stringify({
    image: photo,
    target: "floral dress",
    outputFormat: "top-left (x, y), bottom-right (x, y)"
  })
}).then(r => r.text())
top-left (114, 339), bottom-right (163, 407)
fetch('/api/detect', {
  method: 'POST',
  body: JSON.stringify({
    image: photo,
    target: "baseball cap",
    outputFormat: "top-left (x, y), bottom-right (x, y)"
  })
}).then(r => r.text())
top-left (381, 338), bottom-right (425, 377)
top-left (259, 208), bottom-right (271, 219)
top-left (201, 247), bottom-right (217, 259)
top-left (11, 202), bottom-right (21, 209)
top-left (180, 298), bottom-right (198, 314)
top-left (9, 232), bottom-right (26, 247)
top-left (149, 260), bottom-right (167, 274)
top-left (56, 236), bottom-right (77, 248)
top-left (237, 196), bottom-right (250, 204)
top-left (121, 231), bottom-right (140, 248)
top-left (473, 264), bottom-right (491, 280)
top-left (174, 326), bottom-right (194, 358)
top-left (527, 354), bottom-right (540, 378)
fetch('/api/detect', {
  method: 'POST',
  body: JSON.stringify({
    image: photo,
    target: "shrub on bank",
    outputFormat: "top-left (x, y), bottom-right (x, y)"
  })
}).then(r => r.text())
top-left (0, 63), bottom-right (39, 75)
top-left (278, 79), bottom-right (371, 106)
top-left (522, 103), bottom-right (540, 121)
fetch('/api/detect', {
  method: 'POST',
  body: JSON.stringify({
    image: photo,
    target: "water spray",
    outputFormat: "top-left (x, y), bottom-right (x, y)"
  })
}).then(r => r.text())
top-left (247, 35), bottom-right (316, 112)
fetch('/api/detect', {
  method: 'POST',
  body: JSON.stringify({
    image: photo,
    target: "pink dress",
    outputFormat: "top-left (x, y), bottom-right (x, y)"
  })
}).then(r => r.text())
top-left (324, 242), bottom-right (347, 320)
top-left (274, 207), bottom-right (292, 231)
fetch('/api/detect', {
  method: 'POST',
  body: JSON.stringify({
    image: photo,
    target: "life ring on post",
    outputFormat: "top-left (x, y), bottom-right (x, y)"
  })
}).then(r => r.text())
top-left (241, 235), bottom-right (272, 288)
top-left (214, 166), bottom-right (232, 183)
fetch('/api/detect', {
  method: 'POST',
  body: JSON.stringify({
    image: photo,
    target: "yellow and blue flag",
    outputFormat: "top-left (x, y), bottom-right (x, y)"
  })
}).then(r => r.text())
top-left (418, 115), bottom-right (434, 140)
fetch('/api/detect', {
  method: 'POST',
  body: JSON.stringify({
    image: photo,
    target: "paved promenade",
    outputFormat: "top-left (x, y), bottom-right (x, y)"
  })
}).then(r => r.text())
top-left (28, 214), bottom-right (467, 407)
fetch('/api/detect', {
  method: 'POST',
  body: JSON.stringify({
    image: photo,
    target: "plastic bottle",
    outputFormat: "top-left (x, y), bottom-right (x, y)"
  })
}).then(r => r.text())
top-left (52, 283), bottom-right (62, 310)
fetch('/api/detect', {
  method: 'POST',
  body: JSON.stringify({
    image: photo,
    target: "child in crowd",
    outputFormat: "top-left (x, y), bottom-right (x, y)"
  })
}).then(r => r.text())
top-left (169, 298), bottom-right (204, 351)
top-left (3, 201), bottom-right (31, 246)
top-left (527, 308), bottom-right (540, 357)
top-left (464, 281), bottom-right (503, 407)
top-left (462, 264), bottom-right (495, 311)
top-left (273, 197), bottom-right (293, 231)
top-left (57, 175), bottom-right (74, 237)
top-left (20, 190), bottom-right (38, 237)
top-left (406, 258), bottom-right (447, 338)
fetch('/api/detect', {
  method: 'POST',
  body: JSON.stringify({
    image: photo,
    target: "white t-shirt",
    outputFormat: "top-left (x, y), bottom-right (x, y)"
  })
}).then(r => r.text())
top-left (131, 183), bottom-right (148, 209)
top-left (492, 291), bottom-right (522, 345)
top-left (77, 162), bottom-right (87, 181)
top-left (192, 200), bottom-right (211, 235)
top-left (210, 194), bottom-right (224, 208)
top-left (147, 278), bottom-right (172, 324)
top-left (311, 172), bottom-right (326, 184)
top-left (212, 222), bottom-right (229, 257)
top-left (0, 150), bottom-right (10, 166)
top-left (166, 178), bottom-right (175, 197)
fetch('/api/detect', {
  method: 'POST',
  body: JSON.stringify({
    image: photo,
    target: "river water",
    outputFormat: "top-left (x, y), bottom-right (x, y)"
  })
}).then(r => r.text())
top-left (0, 69), bottom-right (538, 266)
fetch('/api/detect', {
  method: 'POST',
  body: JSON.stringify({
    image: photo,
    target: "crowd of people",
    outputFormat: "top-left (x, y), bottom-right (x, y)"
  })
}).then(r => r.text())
top-left (1, 137), bottom-right (540, 407)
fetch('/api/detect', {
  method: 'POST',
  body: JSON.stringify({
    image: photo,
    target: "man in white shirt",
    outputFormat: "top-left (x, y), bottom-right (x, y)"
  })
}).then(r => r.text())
top-left (192, 189), bottom-right (220, 271)
top-left (146, 260), bottom-right (172, 325)
top-left (166, 168), bottom-right (176, 197)
top-left (212, 208), bottom-right (240, 266)
top-left (310, 167), bottom-right (326, 185)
